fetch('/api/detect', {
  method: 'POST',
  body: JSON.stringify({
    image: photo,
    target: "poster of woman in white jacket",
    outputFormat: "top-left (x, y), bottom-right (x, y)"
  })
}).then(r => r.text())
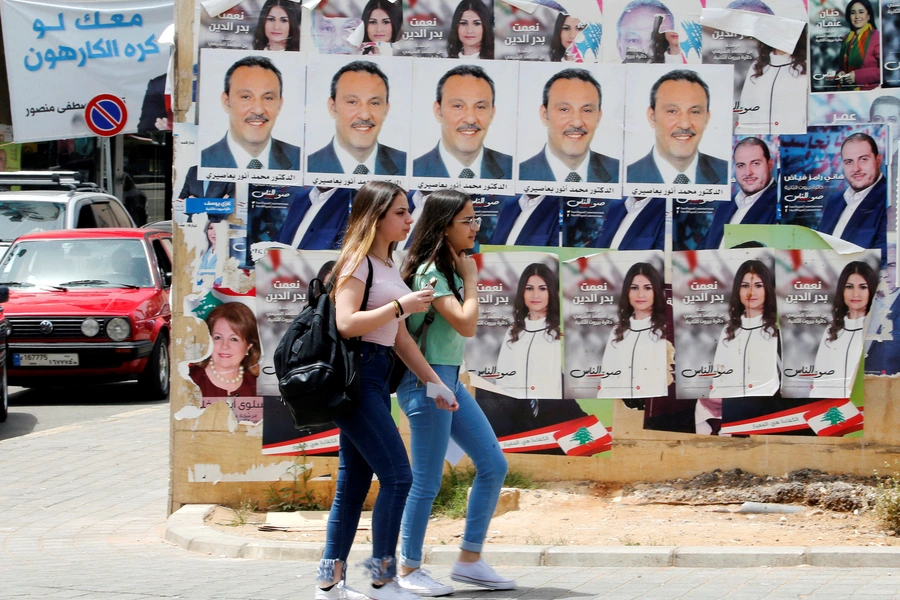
top-left (495, 262), bottom-right (562, 399)
top-left (810, 260), bottom-right (878, 398)
top-left (710, 259), bottom-right (780, 397)
top-left (600, 261), bottom-right (669, 399)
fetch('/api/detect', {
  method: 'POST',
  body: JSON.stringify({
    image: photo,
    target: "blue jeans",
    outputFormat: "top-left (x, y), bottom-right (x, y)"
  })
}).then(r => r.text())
top-left (317, 342), bottom-right (412, 583)
top-left (396, 364), bottom-right (508, 567)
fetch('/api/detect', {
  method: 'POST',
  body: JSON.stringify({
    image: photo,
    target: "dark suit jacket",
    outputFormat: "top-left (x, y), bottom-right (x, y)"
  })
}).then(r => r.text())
top-left (178, 166), bottom-right (235, 199)
top-left (816, 176), bottom-right (888, 259)
top-left (307, 141), bottom-right (407, 176)
top-left (137, 73), bottom-right (167, 133)
top-left (865, 292), bottom-right (900, 375)
top-left (589, 197), bottom-right (666, 250)
top-left (627, 149), bottom-right (728, 184)
top-left (518, 149), bottom-right (620, 183)
top-left (413, 143), bottom-right (512, 180)
top-left (703, 183), bottom-right (777, 249)
top-left (274, 188), bottom-right (353, 250)
top-left (490, 196), bottom-right (560, 246)
top-left (201, 134), bottom-right (301, 170)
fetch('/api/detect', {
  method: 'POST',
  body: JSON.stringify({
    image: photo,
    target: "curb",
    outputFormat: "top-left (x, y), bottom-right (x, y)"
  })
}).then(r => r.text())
top-left (165, 505), bottom-right (900, 568)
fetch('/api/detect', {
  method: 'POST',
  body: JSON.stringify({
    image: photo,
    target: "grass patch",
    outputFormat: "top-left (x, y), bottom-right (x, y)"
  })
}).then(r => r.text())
top-left (432, 466), bottom-right (537, 519)
top-left (224, 499), bottom-right (257, 527)
top-left (876, 462), bottom-right (900, 534)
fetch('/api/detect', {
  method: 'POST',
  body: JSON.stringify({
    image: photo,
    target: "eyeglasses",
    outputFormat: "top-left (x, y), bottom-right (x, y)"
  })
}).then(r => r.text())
top-left (454, 216), bottom-right (482, 230)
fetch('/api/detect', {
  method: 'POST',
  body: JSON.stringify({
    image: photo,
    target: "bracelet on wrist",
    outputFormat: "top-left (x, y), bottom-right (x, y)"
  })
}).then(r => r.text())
top-left (391, 299), bottom-right (402, 319)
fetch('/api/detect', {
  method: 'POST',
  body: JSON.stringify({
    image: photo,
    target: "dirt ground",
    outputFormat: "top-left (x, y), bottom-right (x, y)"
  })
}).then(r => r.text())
top-left (208, 469), bottom-right (900, 548)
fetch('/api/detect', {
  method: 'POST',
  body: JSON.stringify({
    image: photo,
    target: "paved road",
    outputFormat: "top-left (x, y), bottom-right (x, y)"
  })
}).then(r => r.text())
top-left (4, 402), bottom-right (900, 599)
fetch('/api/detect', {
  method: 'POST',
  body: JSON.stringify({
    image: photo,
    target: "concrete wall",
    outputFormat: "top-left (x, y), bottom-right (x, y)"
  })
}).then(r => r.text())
top-left (167, 4), bottom-right (900, 515)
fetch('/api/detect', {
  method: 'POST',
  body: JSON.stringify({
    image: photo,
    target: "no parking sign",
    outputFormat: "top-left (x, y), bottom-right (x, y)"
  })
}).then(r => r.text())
top-left (84, 94), bottom-right (128, 137)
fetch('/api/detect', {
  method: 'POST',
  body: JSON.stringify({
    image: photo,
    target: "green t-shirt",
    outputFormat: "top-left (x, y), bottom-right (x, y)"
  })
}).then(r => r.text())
top-left (407, 262), bottom-right (466, 366)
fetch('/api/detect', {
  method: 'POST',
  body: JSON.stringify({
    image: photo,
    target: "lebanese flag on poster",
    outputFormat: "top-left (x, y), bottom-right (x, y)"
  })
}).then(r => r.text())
top-left (553, 415), bottom-right (612, 457)
top-left (805, 400), bottom-right (864, 436)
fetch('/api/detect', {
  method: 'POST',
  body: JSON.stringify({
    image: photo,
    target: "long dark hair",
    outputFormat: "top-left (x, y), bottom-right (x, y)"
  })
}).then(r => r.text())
top-left (846, 0), bottom-right (877, 32)
top-left (447, 0), bottom-right (495, 59)
top-left (827, 261), bottom-right (877, 342)
top-left (549, 13), bottom-right (571, 62)
top-left (613, 262), bottom-right (666, 343)
top-left (361, 0), bottom-right (404, 43)
top-left (752, 26), bottom-right (807, 80)
top-left (508, 263), bottom-right (560, 344)
top-left (401, 190), bottom-right (471, 302)
top-left (724, 259), bottom-right (777, 342)
top-left (252, 0), bottom-right (300, 51)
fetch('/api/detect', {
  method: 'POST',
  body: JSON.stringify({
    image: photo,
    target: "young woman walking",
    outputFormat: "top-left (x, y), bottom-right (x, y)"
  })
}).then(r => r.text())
top-left (396, 189), bottom-right (514, 596)
top-left (316, 181), bottom-right (457, 600)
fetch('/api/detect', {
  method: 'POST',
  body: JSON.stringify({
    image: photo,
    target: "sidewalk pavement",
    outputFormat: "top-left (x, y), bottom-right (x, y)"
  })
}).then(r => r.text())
top-left (6, 403), bottom-right (900, 599)
top-left (166, 503), bottom-right (900, 569)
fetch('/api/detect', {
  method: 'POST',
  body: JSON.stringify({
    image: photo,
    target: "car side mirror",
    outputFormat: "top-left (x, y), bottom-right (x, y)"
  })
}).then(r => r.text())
top-left (0, 286), bottom-right (9, 303)
top-left (164, 272), bottom-right (172, 287)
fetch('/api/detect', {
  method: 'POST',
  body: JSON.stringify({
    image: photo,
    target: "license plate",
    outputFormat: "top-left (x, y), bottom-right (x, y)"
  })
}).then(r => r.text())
top-left (13, 353), bottom-right (79, 367)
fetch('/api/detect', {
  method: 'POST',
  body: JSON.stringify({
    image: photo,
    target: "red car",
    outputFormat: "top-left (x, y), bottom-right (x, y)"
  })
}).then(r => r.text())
top-left (0, 228), bottom-right (172, 398)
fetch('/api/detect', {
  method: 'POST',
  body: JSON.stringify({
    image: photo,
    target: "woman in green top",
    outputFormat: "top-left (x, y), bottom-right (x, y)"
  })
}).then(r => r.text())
top-left (395, 189), bottom-right (514, 596)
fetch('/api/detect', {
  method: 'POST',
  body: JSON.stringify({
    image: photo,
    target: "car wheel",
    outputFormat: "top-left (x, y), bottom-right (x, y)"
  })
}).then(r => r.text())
top-left (0, 362), bottom-right (7, 423)
top-left (139, 332), bottom-right (170, 399)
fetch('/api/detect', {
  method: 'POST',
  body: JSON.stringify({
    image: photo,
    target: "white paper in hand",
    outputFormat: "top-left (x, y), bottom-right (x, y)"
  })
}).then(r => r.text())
top-left (426, 381), bottom-right (456, 406)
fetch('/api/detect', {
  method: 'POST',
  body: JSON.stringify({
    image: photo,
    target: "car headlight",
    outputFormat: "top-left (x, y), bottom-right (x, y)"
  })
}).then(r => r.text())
top-left (106, 317), bottom-right (131, 341)
top-left (81, 318), bottom-right (100, 337)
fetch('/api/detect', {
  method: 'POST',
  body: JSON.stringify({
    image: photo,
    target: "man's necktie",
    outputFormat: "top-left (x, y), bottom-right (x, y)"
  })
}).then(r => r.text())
top-left (247, 159), bottom-right (263, 169)
top-left (565, 172), bottom-right (581, 182)
top-left (459, 168), bottom-right (475, 179)
top-left (674, 174), bottom-right (689, 184)
top-left (353, 164), bottom-right (369, 175)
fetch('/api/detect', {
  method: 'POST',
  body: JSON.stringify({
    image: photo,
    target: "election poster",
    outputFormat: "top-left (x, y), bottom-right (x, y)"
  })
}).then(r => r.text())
top-left (304, 54), bottom-right (412, 189)
top-left (622, 63), bottom-right (734, 200)
top-left (672, 248), bottom-right (777, 399)
top-left (809, 0), bottom-right (881, 93)
top-left (1, 0), bottom-right (173, 143)
top-left (495, 1), bottom-right (560, 61)
top-left (515, 62), bottom-right (625, 198)
top-left (196, 48), bottom-right (306, 185)
top-left (779, 124), bottom-right (889, 262)
top-left (563, 251), bottom-right (668, 400)
top-left (883, 0), bottom-right (900, 87)
top-left (394, 0), bottom-right (494, 58)
top-left (602, 0), bottom-right (704, 65)
top-left (776, 249), bottom-right (880, 399)
top-left (477, 194), bottom-right (561, 247)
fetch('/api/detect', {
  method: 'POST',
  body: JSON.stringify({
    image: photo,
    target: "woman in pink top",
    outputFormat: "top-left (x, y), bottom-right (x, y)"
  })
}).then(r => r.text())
top-left (315, 181), bottom-right (457, 600)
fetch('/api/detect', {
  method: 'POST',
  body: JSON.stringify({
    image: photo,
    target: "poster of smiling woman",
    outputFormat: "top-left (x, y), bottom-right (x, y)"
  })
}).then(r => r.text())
top-left (563, 251), bottom-right (668, 400)
top-left (776, 249), bottom-right (881, 399)
top-left (672, 248), bottom-right (776, 399)
top-left (465, 251), bottom-right (561, 400)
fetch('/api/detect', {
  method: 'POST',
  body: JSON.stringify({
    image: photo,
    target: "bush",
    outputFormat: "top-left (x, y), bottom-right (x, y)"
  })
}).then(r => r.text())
top-left (431, 466), bottom-right (536, 519)
top-left (875, 464), bottom-right (900, 534)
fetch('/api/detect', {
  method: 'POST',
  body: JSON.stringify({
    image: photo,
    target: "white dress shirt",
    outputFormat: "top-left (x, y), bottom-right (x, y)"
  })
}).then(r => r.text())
top-left (833, 174), bottom-right (883, 239)
top-left (610, 196), bottom-right (652, 249)
top-left (544, 145), bottom-right (589, 182)
top-left (439, 141), bottom-right (483, 179)
top-left (227, 132), bottom-right (272, 169)
top-left (505, 195), bottom-right (545, 244)
top-left (290, 187), bottom-right (338, 247)
top-left (653, 146), bottom-right (699, 184)
top-left (332, 138), bottom-right (378, 174)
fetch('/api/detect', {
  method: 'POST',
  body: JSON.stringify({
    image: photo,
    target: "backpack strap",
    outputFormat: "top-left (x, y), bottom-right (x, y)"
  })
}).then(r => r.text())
top-left (412, 305), bottom-right (437, 356)
top-left (360, 256), bottom-right (374, 313)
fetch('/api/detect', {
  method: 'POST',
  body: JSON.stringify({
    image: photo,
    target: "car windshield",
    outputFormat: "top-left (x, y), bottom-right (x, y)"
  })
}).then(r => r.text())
top-left (0, 238), bottom-right (153, 288)
top-left (0, 201), bottom-right (66, 241)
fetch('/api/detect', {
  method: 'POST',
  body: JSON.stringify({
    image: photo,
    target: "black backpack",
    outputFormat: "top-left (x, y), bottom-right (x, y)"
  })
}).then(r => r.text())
top-left (274, 259), bottom-right (373, 428)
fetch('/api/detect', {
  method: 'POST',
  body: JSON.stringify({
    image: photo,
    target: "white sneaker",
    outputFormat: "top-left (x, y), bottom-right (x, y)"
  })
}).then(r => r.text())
top-left (315, 581), bottom-right (370, 600)
top-left (367, 579), bottom-right (422, 600)
top-left (450, 559), bottom-right (516, 590)
top-left (398, 568), bottom-right (454, 596)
